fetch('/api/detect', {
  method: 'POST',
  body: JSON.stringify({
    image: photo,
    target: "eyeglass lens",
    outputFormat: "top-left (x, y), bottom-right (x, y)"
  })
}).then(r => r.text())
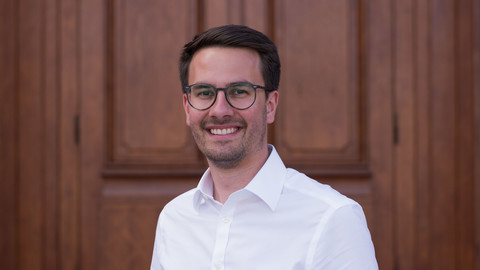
top-left (188, 83), bottom-right (257, 110)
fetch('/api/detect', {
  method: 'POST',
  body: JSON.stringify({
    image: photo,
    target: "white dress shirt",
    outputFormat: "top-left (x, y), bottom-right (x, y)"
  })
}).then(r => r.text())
top-left (151, 145), bottom-right (378, 270)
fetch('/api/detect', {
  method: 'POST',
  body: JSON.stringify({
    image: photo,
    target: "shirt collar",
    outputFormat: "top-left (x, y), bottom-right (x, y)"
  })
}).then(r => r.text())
top-left (193, 168), bottom-right (215, 210)
top-left (193, 145), bottom-right (287, 211)
top-left (244, 145), bottom-right (286, 211)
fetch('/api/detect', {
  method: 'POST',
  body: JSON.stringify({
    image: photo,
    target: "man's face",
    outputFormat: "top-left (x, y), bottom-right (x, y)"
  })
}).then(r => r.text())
top-left (183, 47), bottom-right (278, 169)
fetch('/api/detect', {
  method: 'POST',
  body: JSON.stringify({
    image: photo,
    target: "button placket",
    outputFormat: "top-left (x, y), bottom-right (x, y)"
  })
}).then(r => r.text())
top-left (211, 198), bottom-right (238, 270)
top-left (222, 216), bottom-right (231, 224)
top-left (214, 262), bottom-right (224, 270)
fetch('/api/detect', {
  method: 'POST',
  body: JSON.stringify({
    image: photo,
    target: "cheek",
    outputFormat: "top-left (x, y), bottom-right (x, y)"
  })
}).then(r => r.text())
top-left (184, 107), bottom-right (205, 128)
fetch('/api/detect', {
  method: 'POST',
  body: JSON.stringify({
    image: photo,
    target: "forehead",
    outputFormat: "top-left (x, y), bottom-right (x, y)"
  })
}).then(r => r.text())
top-left (188, 47), bottom-right (263, 86)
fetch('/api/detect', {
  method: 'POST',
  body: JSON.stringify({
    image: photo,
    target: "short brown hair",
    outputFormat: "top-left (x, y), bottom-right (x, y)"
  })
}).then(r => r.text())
top-left (179, 25), bottom-right (281, 92)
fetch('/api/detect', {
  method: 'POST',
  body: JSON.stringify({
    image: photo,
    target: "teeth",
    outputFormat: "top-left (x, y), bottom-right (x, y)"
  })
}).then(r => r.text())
top-left (210, 128), bottom-right (238, 135)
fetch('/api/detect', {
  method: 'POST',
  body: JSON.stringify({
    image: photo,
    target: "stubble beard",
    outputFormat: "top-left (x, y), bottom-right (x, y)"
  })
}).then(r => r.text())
top-left (191, 110), bottom-right (267, 170)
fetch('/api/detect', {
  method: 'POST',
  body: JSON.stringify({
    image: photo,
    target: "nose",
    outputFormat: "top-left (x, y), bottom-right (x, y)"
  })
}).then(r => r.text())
top-left (208, 90), bottom-right (234, 118)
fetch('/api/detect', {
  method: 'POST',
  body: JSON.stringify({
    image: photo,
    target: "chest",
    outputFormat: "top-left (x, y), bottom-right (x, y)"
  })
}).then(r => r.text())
top-left (161, 202), bottom-right (321, 270)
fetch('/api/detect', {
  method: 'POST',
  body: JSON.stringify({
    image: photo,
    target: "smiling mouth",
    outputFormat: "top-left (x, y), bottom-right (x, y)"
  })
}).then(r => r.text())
top-left (209, 128), bottom-right (238, 135)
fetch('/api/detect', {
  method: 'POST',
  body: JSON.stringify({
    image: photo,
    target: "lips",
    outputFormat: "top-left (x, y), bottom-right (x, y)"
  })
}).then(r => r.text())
top-left (202, 118), bottom-right (246, 137)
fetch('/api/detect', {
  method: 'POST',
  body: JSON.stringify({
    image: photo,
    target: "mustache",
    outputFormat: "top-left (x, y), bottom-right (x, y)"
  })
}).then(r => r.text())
top-left (200, 118), bottom-right (247, 128)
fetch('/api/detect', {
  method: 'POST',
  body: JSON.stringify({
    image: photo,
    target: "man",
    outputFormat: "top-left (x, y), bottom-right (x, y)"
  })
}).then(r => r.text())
top-left (151, 25), bottom-right (378, 270)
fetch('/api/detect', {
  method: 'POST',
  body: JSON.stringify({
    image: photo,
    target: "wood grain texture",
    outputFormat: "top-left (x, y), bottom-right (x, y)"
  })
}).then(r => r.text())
top-left (275, 0), bottom-right (362, 163)
top-left (1, 0), bottom-right (478, 269)
top-left (0, 0), bottom-right (16, 269)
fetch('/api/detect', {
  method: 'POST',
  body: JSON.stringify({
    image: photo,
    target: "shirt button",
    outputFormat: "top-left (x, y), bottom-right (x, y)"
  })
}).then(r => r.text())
top-left (222, 216), bottom-right (231, 224)
top-left (215, 263), bottom-right (223, 270)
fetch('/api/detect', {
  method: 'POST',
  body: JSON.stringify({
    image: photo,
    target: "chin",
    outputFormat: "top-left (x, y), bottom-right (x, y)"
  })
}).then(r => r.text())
top-left (203, 148), bottom-right (246, 169)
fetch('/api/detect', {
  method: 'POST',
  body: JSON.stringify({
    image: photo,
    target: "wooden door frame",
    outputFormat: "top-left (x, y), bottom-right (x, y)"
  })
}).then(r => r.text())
top-left (393, 0), bottom-right (480, 269)
top-left (0, 0), bottom-right (80, 269)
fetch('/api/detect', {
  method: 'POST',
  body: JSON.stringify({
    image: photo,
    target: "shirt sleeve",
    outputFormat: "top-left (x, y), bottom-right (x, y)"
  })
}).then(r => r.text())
top-left (309, 203), bottom-right (378, 270)
top-left (150, 213), bottom-right (164, 270)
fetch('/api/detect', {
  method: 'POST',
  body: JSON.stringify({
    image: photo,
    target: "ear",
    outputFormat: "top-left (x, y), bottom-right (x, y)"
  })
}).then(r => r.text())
top-left (265, 90), bottom-right (279, 124)
top-left (183, 94), bottom-right (191, 126)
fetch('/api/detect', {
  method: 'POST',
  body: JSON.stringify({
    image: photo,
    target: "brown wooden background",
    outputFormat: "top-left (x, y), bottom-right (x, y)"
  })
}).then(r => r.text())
top-left (1, 0), bottom-right (479, 269)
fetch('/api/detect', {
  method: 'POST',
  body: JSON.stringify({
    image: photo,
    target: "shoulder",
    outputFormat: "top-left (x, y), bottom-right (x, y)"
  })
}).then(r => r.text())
top-left (160, 188), bottom-right (198, 216)
top-left (283, 168), bottom-right (358, 210)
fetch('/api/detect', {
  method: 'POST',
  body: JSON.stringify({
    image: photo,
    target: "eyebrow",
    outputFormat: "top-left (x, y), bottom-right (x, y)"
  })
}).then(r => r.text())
top-left (193, 81), bottom-right (253, 88)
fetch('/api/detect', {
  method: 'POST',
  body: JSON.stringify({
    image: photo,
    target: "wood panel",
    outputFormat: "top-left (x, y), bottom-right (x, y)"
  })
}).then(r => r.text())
top-left (80, 0), bottom-right (106, 268)
top-left (0, 0), bottom-right (16, 269)
top-left (475, 1), bottom-right (480, 269)
top-left (365, 0), bottom-right (395, 268)
top-left (98, 179), bottom-right (198, 270)
top-left (393, 0), bottom-right (416, 268)
top-left (59, 0), bottom-right (81, 268)
top-left (455, 0), bottom-right (476, 268)
top-left (44, 0), bottom-right (61, 269)
top-left (393, 0), bottom-right (479, 269)
top-left (414, 2), bottom-right (432, 268)
top-left (110, 0), bottom-right (198, 165)
top-left (0, 0), bottom-right (66, 269)
top-left (17, 0), bottom-right (52, 268)
top-left (104, 0), bottom-right (203, 178)
top-left (430, 1), bottom-right (457, 268)
top-left (475, 0), bottom-right (480, 266)
top-left (275, 0), bottom-right (363, 164)
top-left (202, 0), bottom-right (270, 30)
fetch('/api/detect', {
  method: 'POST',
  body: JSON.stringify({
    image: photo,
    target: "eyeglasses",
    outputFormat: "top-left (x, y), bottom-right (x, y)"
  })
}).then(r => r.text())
top-left (184, 82), bottom-right (269, 110)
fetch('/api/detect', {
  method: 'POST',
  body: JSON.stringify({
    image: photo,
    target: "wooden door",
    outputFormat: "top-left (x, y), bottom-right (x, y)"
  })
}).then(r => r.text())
top-left (5, 0), bottom-right (478, 270)
top-left (78, 0), bottom-right (394, 269)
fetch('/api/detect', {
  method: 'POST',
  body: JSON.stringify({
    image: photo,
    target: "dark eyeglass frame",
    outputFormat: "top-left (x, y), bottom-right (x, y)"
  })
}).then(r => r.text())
top-left (184, 82), bottom-right (270, 110)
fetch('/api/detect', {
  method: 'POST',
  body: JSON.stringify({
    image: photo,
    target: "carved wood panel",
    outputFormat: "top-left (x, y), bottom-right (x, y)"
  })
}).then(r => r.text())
top-left (107, 0), bottom-right (200, 169)
top-left (275, 0), bottom-right (363, 165)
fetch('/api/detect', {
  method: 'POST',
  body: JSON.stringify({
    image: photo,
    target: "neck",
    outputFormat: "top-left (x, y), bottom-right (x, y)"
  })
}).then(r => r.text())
top-left (208, 145), bottom-right (270, 204)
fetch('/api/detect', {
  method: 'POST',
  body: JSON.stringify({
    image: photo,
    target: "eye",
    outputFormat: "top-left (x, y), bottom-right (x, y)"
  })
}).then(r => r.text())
top-left (191, 85), bottom-right (215, 99)
top-left (228, 84), bottom-right (253, 97)
top-left (196, 90), bottom-right (214, 97)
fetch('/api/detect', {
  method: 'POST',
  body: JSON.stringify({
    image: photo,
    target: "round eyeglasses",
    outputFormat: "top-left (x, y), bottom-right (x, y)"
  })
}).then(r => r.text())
top-left (184, 82), bottom-right (269, 110)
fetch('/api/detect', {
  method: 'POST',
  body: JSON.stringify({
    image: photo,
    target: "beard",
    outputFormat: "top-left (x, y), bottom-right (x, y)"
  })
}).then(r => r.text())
top-left (201, 139), bottom-right (247, 169)
top-left (190, 109), bottom-right (267, 169)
